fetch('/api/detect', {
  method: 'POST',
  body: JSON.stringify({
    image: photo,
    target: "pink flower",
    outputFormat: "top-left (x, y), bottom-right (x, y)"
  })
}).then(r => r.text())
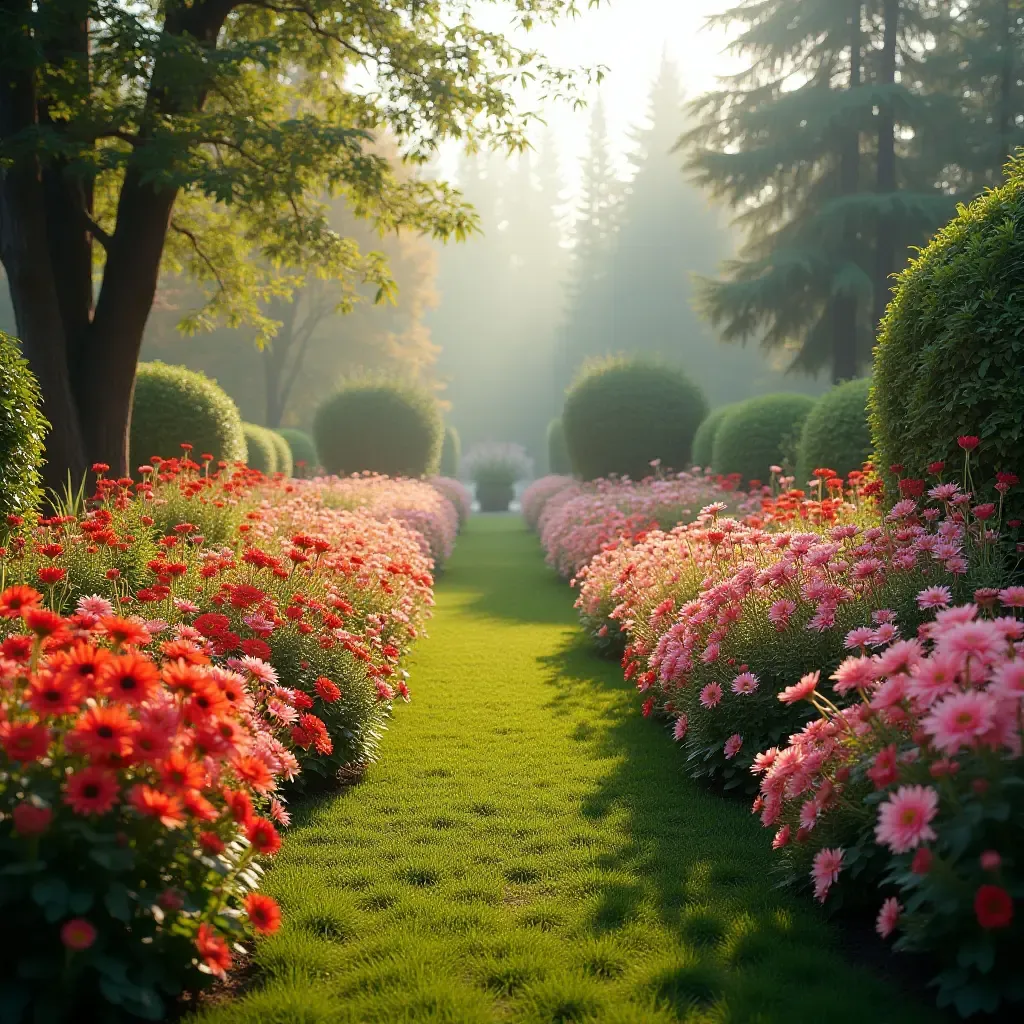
top-left (731, 671), bottom-right (759, 695)
top-left (831, 656), bottom-right (878, 695)
top-left (699, 682), bottom-right (723, 709)
top-left (934, 620), bottom-right (1006, 670)
top-left (77, 595), bottom-right (114, 619)
top-left (876, 897), bottom-right (902, 939)
top-left (845, 626), bottom-right (876, 651)
top-left (991, 660), bottom-right (1024, 699)
top-left (768, 598), bottom-right (797, 628)
top-left (866, 745), bottom-right (899, 789)
top-left (778, 671), bottom-right (819, 705)
top-left (173, 598), bottom-right (200, 614)
top-left (751, 748), bottom-right (778, 775)
top-left (266, 698), bottom-right (297, 726)
top-left (980, 850), bottom-right (1002, 872)
top-left (799, 799), bottom-right (817, 831)
top-left (998, 586), bottom-right (1024, 609)
top-left (772, 825), bottom-right (791, 849)
top-left (870, 623), bottom-right (900, 647)
top-left (811, 847), bottom-right (844, 903)
top-left (672, 715), bottom-right (688, 741)
top-left (875, 785), bottom-right (939, 853)
top-left (886, 499), bottom-right (918, 520)
top-left (907, 651), bottom-right (962, 706)
top-left (238, 656), bottom-right (278, 685)
top-left (922, 691), bottom-right (997, 754)
top-left (916, 586), bottom-right (952, 610)
top-left (724, 733), bottom-right (743, 759)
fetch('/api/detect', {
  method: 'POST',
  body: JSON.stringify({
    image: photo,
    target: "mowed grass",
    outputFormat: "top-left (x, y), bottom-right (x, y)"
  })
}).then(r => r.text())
top-left (194, 516), bottom-right (941, 1024)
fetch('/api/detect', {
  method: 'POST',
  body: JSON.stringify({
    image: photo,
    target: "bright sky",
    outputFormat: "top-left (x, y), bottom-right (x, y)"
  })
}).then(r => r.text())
top-left (439, 0), bottom-right (742, 199)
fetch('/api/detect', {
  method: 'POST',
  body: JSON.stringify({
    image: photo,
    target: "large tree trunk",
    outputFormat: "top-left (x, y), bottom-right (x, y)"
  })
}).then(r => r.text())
top-left (873, 0), bottom-right (899, 335)
top-left (832, 0), bottom-right (863, 384)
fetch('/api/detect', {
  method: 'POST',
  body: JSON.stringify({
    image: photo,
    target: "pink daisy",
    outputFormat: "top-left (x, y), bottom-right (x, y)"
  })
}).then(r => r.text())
top-left (998, 586), bottom-right (1024, 609)
top-left (723, 734), bottom-right (743, 759)
top-left (799, 799), bottom-right (817, 831)
top-left (778, 671), bottom-right (819, 705)
top-left (934, 620), bottom-right (1007, 669)
top-left (731, 671), bottom-right (759, 695)
top-left (876, 897), bottom-right (902, 939)
top-left (875, 785), bottom-right (939, 853)
top-left (768, 598), bottom-right (797, 628)
top-left (772, 825), bottom-right (791, 849)
top-left (77, 595), bottom-right (114, 618)
top-left (906, 651), bottom-right (961, 706)
top-left (173, 598), bottom-right (200, 614)
top-left (811, 847), bottom-right (844, 903)
top-left (916, 586), bottom-right (952, 610)
top-left (991, 660), bottom-right (1024, 699)
top-left (751, 748), bottom-right (778, 775)
top-left (875, 640), bottom-right (924, 678)
top-left (699, 682), bottom-right (723, 709)
top-left (922, 691), bottom-right (997, 754)
top-left (238, 656), bottom-right (278, 685)
top-left (266, 698), bottom-right (298, 726)
top-left (845, 626), bottom-right (876, 651)
top-left (870, 623), bottom-right (900, 647)
top-left (672, 715), bottom-right (688, 741)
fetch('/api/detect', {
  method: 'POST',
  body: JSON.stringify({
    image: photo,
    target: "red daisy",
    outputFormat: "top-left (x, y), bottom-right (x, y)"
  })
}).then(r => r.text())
top-left (231, 755), bottom-right (273, 794)
top-left (23, 607), bottom-right (66, 638)
top-left (25, 671), bottom-right (81, 717)
top-left (69, 704), bottom-right (138, 760)
top-left (0, 721), bottom-right (50, 762)
top-left (97, 615), bottom-right (150, 648)
top-left (128, 784), bottom-right (185, 829)
top-left (244, 892), bottom-right (282, 935)
top-left (314, 677), bottom-right (341, 703)
top-left (64, 765), bottom-right (120, 816)
top-left (195, 923), bottom-right (232, 976)
top-left (246, 816), bottom-right (281, 856)
top-left (159, 750), bottom-right (207, 793)
top-left (97, 653), bottom-right (160, 705)
top-left (0, 585), bottom-right (42, 619)
top-left (198, 831), bottom-right (226, 856)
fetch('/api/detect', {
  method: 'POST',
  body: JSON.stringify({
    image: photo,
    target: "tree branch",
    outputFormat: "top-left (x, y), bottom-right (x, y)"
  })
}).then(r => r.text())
top-left (170, 219), bottom-right (226, 295)
top-left (82, 210), bottom-right (112, 250)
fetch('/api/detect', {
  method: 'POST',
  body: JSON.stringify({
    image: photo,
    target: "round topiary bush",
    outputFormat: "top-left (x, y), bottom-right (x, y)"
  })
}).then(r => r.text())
top-left (562, 356), bottom-right (708, 481)
top-left (796, 378), bottom-right (872, 484)
top-left (0, 332), bottom-right (47, 520)
top-left (276, 428), bottom-right (318, 477)
top-left (242, 424), bottom-right (279, 474)
top-left (440, 426), bottom-right (461, 478)
top-left (268, 429), bottom-right (293, 477)
top-left (131, 362), bottom-right (247, 468)
top-left (547, 418), bottom-right (572, 475)
top-left (691, 404), bottom-right (737, 470)
top-left (313, 378), bottom-right (443, 478)
top-left (872, 155), bottom-right (1024, 523)
top-left (712, 393), bottom-right (816, 486)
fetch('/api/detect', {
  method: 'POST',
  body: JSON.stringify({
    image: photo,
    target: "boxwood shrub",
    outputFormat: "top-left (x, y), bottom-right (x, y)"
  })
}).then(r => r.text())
top-left (691, 404), bottom-right (737, 470)
top-left (712, 394), bottom-right (816, 486)
top-left (243, 423), bottom-right (279, 474)
top-left (440, 426), bottom-right (461, 478)
top-left (0, 331), bottom-right (47, 519)
top-left (276, 428), bottom-right (318, 477)
top-left (547, 418), bottom-right (572, 476)
top-left (795, 377), bottom-right (872, 484)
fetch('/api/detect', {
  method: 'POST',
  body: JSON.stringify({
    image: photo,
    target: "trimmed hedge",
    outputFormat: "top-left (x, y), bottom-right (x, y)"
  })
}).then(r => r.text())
top-left (796, 378), bottom-right (872, 484)
top-left (691, 404), bottom-right (736, 470)
top-left (130, 362), bottom-right (247, 468)
top-left (440, 426), bottom-right (461, 478)
top-left (243, 423), bottom-right (279, 474)
top-left (712, 393), bottom-right (816, 485)
top-left (276, 428), bottom-right (318, 477)
top-left (0, 332), bottom-right (47, 519)
top-left (547, 418), bottom-right (572, 476)
top-left (268, 429), bottom-right (293, 477)
top-left (562, 356), bottom-right (708, 481)
top-left (871, 155), bottom-right (1024, 522)
top-left (313, 379), bottom-right (443, 478)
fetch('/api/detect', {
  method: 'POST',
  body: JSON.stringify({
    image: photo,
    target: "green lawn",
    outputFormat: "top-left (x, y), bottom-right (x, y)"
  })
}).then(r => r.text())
top-left (195, 516), bottom-right (942, 1024)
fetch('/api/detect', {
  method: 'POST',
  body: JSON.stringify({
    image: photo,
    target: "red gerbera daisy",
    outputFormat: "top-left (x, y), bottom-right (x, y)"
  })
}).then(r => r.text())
top-left (314, 677), bottom-right (341, 703)
top-left (53, 642), bottom-right (112, 694)
top-left (97, 615), bottom-right (150, 648)
top-left (223, 787), bottom-right (254, 826)
top-left (23, 607), bottom-right (66, 638)
top-left (182, 789), bottom-right (218, 822)
top-left (25, 671), bottom-right (81, 717)
top-left (0, 720), bottom-right (50, 762)
top-left (69, 704), bottom-right (138, 760)
top-left (0, 585), bottom-right (42, 619)
top-left (64, 765), bottom-right (120, 815)
top-left (246, 816), bottom-right (281, 856)
top-left (182, 680), bottom-right (229, 724)
top-left (193, 613), bottom-right (231, 638)
top-left (198, 830), bottom-right (226, 855)
top-left (133, 724), bottom-right (173, 762)
top-left (159, 640), bottom-right (209, 665)
top-left (244, 892), bottom-right (282, 935)
top-left (232, 755), bottom-right (273, 794)
top-left (37, 566), bottom-right (67, 587)
top-left (195, 923), bottom-right (231, 976)
top-left (1, 634), bottom-right (33, 663)
top-left (97, 653), bottom-right (160, 705)
top-left (128, 784), bottom-right (185, 829)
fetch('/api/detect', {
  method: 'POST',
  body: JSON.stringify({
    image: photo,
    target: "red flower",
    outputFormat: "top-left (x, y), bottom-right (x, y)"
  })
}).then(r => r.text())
top-left (244, 892), bottom-right (281, 935)
top-left (194, 613), bottom-right (230, 638)
top-left (239, 638), bottom-right (272, 660)
top-left (927, 461), bottom-right (945, 475)
top-left (223, 787), bottom-right (254, 826)
top-left (25, 672), bottom-right (81, 717)
top-left (246, 816), bottom-right (281, 856)
top-left (23, 607), bottom-right (65, 638)
top-left (867, 744), bottom-right (899, 790)
top-left (158, 751), bottom-right (207, 793)
top-left (1, 721), bottom-right (50, 762)
top-left (973, 503), bottom-right (996, 521)
top-left (97, 616), bottom-right (150, 648)
top-left (182, 680), bottom-right (229, 724)
top-left (195, 923), bottom-right (232, 976)
top-left (957, 435), bottom-right (980, 451)
top-left (37, 566), bottom-right (67, 586)
top-left (97, 653), bottom-right (160, 705)
top-left (64, 765), bottom-right (120, 816)
top-left (314, 677), bottom-right (341, 703)
top-left (198, 831), bottom-right (226, 855)
top-left (70, 704), bottom-right (138, 760)
top-left (897, 478), bottom-right (925, 498)
top-left (54, 642), bottom-right (113, 694)
top-left (182, 789), bottom-right (218, 822)
top-left (0, 585), bottom-right (42, 619)
top-left (232, 755), bottom-right (273, 794)
top-left (60, 918), bottom-right (97, 951)
top-left (996, 471), bottom-right (1019, 487)
top-left (292, 691), bottom-right (314, 711)
top-left (128, 784), bottom-right (185, 829)
top-left (1, 634), bottom-right (33, 663)
top-left (974, 885), bottom-right (1014, 929)
top-left (12, 802), bottom-right (52, 837)
top-left (910, 847), bottom-right (933, 874)
top-left (228, 584), bottom-right (265, 609)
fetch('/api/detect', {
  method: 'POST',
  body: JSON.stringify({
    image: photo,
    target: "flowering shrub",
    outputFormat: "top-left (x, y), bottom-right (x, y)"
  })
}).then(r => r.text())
top-left (430, 476), bottom-right (473, 531)
top-left (462, 442), bottom-right (533, 488)
top-left (0, 593), bottom-right (287, 1019)
top-left (522, 475), bottom-right (578, 532)
top-left (754, 594), bottom-right (1024, 1018)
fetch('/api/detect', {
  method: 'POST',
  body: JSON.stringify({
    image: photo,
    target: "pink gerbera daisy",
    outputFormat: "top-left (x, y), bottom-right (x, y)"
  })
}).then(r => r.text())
top-left (916, 586), bottom-right (952, 610)
top-left (811, 847), bottom-right (844, 902)
top-left (934, 620), bottom-right (1007, 670)
top-left (723, 733), bottom-right (743, 759)
top-left (991, 660), bottom-right (1024, 699)
top-left (845, 626), bottom-right (876, 651)
top-left (876, 897), bottom-right (903, 939)
top-left (699, 682), bottom-right (723, 709)
top-left (238, 656), bottom-right (278, 685)
top-left (778, 671), bottom-right (819, 705)
top-left (998, 586), bottom-right (1024, 609)
top-left (922, 691), bottom-right (997, 754)
top-left (672, 715), bottom-right (688, 741)
top-left (768, 599), bottom-right (797, 628)
top-left (731, 671), bottom-right (759, 695)
top-left (907, 651), bottom-right (962, 707)
top-left (77, 595), bottom-right (114, 619)
top-left (831, 655), bottom-right (879, 696)
top-left (875, 785), bottom-right (939, 853)
top-left (870, 623), bottom-right (900, 647)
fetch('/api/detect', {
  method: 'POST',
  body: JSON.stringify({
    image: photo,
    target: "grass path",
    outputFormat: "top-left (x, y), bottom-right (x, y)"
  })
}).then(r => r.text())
top-left (196, 516), bottom-right (941, 1024)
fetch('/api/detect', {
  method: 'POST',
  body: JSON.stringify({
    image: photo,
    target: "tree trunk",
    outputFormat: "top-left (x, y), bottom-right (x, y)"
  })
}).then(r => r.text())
top-left (873, 0), bottom-right (899, 335)
top-left (833, 0), bottom-right (863, 384)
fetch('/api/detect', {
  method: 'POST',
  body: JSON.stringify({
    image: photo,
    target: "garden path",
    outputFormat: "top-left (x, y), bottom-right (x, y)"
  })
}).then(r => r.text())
top-left (196, 516), bottom-right (941, 1024)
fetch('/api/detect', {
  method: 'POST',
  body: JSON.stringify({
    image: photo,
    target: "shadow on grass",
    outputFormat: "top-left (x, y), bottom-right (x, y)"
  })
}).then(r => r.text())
top-left (535, 632), bottom-right (946, 1024)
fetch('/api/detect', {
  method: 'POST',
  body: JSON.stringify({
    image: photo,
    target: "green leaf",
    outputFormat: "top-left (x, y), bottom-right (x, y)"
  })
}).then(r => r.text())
top-left (30, 878), bottom-right (70, 922)
top-left (104, 882), bottom-right (133, 922)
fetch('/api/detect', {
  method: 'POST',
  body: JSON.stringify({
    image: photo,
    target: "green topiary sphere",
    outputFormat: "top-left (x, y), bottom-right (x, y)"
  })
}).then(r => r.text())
top-left (712, 393), bottom-right (816, 486)
top-left (276, 429), bottom-right (318, 477)
top-left (268, 429), bottom-right (293, 477)
top-left (796, 378), bottom-right (873, 484)
top-left (691, 404), bottom-right (738, 470)
top-left (440, 426), bottom-right (461, 478)
top-left (562, 356), bottom-right (708, 481)
top-left (871, 155), bottom-right (1024, 522)
top-left (313, 378), bottom-right (443, 478)
top-left (243, 424), bottom-right (279, 474)
top-left (547, 418), bottom-right (572, 475)
top-left (0, 332), bottom-right (47, 519)
top-left (131, 362), bottom-right (247, 469)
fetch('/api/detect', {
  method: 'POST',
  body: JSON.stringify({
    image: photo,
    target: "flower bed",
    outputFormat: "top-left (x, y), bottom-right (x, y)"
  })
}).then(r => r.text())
top-left (430, 476), bottom-right (473, 530)
top-left (521, 475), bottom-right (577, 531)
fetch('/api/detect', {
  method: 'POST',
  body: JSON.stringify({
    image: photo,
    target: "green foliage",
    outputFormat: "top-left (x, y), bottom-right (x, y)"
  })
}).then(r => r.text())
top-left (796, 377), bottom-right (873, 483)
top-left (269, 430), bottom-right (293, 477)
top-left (547, 418), bottom-right (572, 475)
top-left (130, 362), bottom-right (247, 468)
top-left (276, 429), bottom-right (318, 478)
top-left (243, 423), bottom-right (280, 474)
top-left (0, 332), bottom-right (47, 519)
top-left (440, 426), bottom-right (461, 478)
top-left (691, 405), bottom-right (737, 470)
top-left (712, 394), bottom-right (816, 485)
top-left (871, 156), bottom-right (1024, 523)
top-left (562, 357), bottom-right (709, 481)
top-left (313, 379), bottom-right (443, 478)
